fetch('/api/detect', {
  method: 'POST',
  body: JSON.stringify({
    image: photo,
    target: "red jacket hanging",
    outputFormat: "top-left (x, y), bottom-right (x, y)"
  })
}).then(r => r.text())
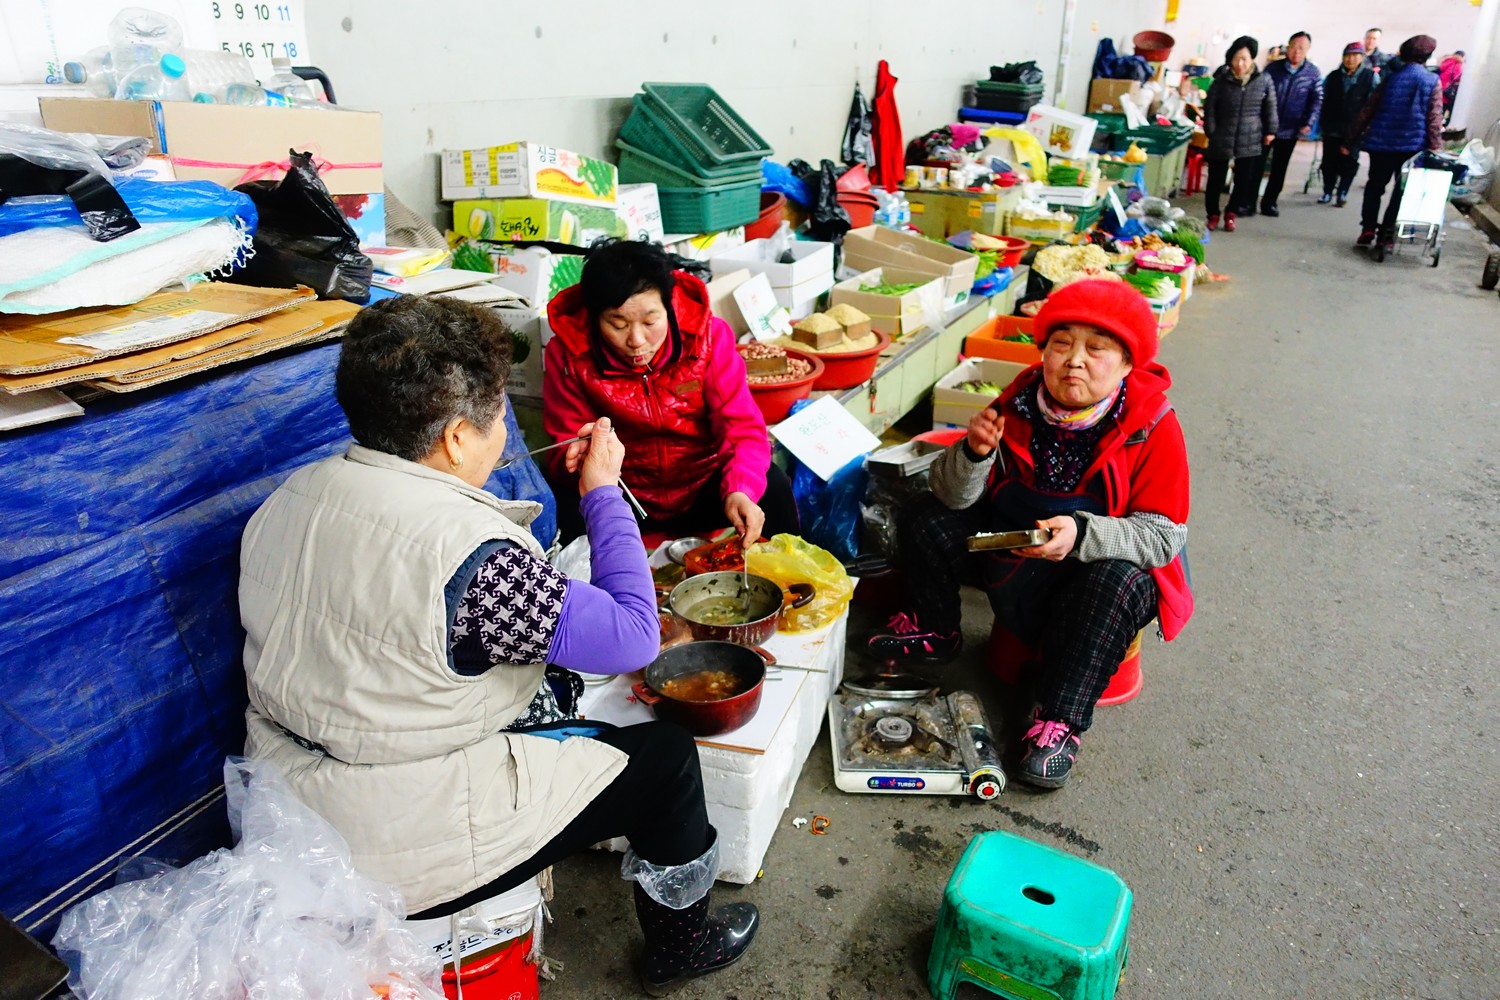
top-left (870, 60), bottom-right (905, 190)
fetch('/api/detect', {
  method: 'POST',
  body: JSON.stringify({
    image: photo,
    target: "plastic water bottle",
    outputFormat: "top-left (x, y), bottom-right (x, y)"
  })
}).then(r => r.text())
top-left (115, 53), bottom-right (192, 102)
top-left (267, 57), bottom-right (318, 104)
top-left (179, 49), bottom-right (256, 103)
top-left (107, 6), bottom-right (184, 77)
top-left (224, 83), bottom-right (292, 107)
top-left (63, 46), bottom-right (118, 97)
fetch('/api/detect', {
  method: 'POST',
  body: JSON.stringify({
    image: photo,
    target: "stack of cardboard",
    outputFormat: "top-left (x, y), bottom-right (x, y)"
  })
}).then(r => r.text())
top-left (0, 284), bottom-right (358, 401)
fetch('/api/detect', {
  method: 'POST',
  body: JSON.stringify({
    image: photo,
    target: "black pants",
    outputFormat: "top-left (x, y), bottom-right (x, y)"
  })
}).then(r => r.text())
top-left (1320, 144), bottom-right (1360, 196)
top-left (555, 462), bottom-right (799, 545)
top-left (1363, 150), bottom-right (1417, 233)
top-left (409, 720), bottom-right (712, 919)
top-left (1205, 155), bottom-right (1263, 216)
top-left (1260, 137), bottom-right (1299, 209)
top-left (897, 493), bottom-right (1159, 731)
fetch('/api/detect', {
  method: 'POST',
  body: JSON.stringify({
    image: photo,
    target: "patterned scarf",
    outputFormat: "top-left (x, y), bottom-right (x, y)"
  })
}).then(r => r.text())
top-left (1014, 375), bottom-right (1127, 493)
top-left (1035, 380), bottom-right (1124, 431)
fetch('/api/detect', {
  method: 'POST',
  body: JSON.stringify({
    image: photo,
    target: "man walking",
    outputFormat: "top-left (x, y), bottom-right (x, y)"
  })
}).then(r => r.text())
top-left (1364, 28), bottom-right (1391, 77)
top-left (1318, 42), bottom-right (1376, 206)
top-left (1261, 31), bottom-right (1323, 216)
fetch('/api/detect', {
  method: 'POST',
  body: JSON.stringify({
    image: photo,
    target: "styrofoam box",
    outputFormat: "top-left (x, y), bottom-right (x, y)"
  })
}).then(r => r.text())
top-left (931, 357), bottom-right (1029, 428)
top-left (1023, 104), bottom-right (1099, 158)
top-left (710, 238), bottom-right (835, 290)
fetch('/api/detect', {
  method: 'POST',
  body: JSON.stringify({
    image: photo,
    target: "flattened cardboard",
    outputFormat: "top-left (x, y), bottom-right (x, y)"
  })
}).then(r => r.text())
top-left (0, 322), bottom-right (260, 394)
top-left (0, 388), bottom-right (83, 431)
top-left (38, 99), bottom-right (383, 196)
top-left (0, 285), bottom-right (315, 375)
top-left (86, 300), bottom-right (359, 392)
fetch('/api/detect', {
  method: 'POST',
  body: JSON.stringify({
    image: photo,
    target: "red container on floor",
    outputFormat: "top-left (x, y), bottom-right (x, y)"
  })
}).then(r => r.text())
top-left (810, 330), bottom-right (892, 389)
top-left (744, 191), bottom-right (787, 241)
top-left (987, 625), bottom-right (1143, 706)
top-left (440, 932), bottom-right (539, 1000)
top-left (745, 348), bottom-right (824, 423)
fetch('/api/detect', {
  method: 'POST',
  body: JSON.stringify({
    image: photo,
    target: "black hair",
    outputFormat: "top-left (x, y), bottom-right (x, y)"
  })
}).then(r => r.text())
top-left (1367, 27), bottom-right (1382, 35)
top-left (1226, 35), bottom-right (1258, 63)
top-left (580, 237), bottom-right (677, 322)
top-left (1455, 50), bottom-right (1465, 57)
top-left (335, 296), bottom-right (511, 462)
top-left (1290, 31), bottom-right (1311, 45)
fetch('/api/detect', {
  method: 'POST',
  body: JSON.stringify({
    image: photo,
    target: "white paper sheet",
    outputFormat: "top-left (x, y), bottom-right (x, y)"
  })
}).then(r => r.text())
top-left (0, 387), bottom-right (82, 431)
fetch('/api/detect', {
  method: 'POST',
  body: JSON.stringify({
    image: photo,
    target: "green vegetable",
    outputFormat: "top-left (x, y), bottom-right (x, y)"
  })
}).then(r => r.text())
top-left (451, 240), bottom-right (494, 273)
top-left (1001, 333), bottom-right (1035, 344)
top-left (858, 281), bottom-right (922, 295)
top-left (1124, 270), bottom-right (1176, 299)
top-left (1162, 229), bottom-right (1206, 265)
top-left (973, 249), bottom-right (998, 280)
top-left (956, 380), bottom-right (1004, 395)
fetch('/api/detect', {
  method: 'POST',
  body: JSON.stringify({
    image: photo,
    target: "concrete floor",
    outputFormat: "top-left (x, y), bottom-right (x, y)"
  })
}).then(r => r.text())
top-left (544, 163), bottom-right (1500, 999)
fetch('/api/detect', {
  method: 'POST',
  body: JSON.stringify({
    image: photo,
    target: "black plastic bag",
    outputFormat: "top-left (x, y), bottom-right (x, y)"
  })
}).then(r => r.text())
top-left (842, 83), bottom-right (874, 167)
top-left (0, 154), bottom-right (139, 242)
top-left (229, 150), bottom-right (372, 301)
top-left (989, 61), bottom-right (1044, 86)
top-left (788, 158), bottom-right (851, 245)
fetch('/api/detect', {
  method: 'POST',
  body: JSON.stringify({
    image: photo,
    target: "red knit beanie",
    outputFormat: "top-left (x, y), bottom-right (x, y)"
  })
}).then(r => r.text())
top-left (1032, 279), bottom-right (1159, 365)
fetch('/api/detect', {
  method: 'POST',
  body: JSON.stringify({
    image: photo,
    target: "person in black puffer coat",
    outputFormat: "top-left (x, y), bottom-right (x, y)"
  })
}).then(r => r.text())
top-left (1203, 36), bottom-right (1278, 232)
top-left (1318, 42), bottom-right (1377, 206)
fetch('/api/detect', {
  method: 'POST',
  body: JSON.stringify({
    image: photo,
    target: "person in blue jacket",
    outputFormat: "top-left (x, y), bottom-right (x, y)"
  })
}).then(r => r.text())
top-left (1260, 31), bottom-right (1323, 217)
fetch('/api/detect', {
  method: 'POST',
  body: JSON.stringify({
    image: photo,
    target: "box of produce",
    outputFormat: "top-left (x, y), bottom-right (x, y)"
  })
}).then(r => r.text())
top-left (932, 357), bottom-right (1030, 428)
top-left (1023, 105), bottom-right (1098, 158)
top-left (963, 315), bottom-right (1043, 364)
top-left (1134, 246), bottom-right (1195, 299)
top-left (829, 267), bottom-right (944, 338)
top-left (843, 226), bottom-right (979, 302)
top-left (442, 141), bottom-right (617, 206)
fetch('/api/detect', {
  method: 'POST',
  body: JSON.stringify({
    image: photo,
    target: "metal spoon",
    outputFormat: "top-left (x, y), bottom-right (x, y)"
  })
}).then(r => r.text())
top-left (495, 433), bottom-right (649, 522)
top-left (737, 534), bottom-right (753, 614)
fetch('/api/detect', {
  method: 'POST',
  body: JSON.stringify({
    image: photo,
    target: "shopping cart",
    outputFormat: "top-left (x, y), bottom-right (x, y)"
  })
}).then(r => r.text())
top-left (1372, 161), bottom-right (1451, 265)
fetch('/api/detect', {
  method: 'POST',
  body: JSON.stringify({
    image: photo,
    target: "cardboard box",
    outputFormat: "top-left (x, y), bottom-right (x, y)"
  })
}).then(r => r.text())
top-left (705, 268), bottom-right (753, 335)
top-left (709, 239), bottom-right (836, 310)
top-left (38, 99), bottom-right (382, 196)
top-left (931, 357), bottom-right (1029, 427)
top-left (842, 226), bottom-right (979, 302)
top-left (615, 183), bottom-right (665, 243)
top-left (906, 188), bottom-right (1021, 239)
top-left (1148, 288), bottom-right (1183, 335)
top-left (1023, 105), bottom-right (1098, 158)
top-left (829, 267), bottom-right (944, 338)
top-left (1088, 79), bottom-right (1143, 113)
top-left (490, 304), bottom-right (551, 399)
top-left (452, 198), bottom-right (627, 245)
top-left (441, 142), bottom-right (617, 206)
top-left (0, 284), bottom-right (315, 375)
top-left (484, 246), bottom-right (583, 309)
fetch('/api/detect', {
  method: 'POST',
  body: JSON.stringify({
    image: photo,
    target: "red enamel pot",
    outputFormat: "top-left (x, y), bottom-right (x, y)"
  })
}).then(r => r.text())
top-left (634, 641), bottom-right (777, 737)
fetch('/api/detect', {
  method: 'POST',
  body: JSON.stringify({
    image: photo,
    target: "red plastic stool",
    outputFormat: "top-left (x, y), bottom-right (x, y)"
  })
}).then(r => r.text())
top-left (986, 624), bottom-right (1144, 706)
top-left (1183, 149), bottom-right (1207, 196)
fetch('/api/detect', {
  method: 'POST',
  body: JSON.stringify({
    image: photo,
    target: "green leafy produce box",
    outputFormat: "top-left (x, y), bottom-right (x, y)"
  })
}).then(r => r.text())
top-left (453, 198), bottom-right (626, 245)
top-left (932, 357), bottom-right (1028, 427)
top-left (442, 141), bottom-right (618, 206)
top-left (829, 267), bottom-right (944, 338)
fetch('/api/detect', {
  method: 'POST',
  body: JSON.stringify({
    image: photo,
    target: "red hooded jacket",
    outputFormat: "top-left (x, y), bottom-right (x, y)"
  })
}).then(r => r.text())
top-left (993, 361), bottom-right (1194, 640)
top-left (543, 271), bottom-right (770, 521)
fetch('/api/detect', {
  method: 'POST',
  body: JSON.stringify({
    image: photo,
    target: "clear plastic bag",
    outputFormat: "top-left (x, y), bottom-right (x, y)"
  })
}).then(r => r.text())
top-left (0, 122), bottom-right (139, 241)
top-left (53, 758), bottom-right (443, 1000)
top-left (620, 837), bottom-right (718, 910)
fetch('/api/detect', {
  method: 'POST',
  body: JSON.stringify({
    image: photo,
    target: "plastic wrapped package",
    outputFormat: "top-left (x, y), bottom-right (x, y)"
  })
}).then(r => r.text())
top-left (53, 758), bottom-right (443, 1000)
top-left (0, 178), bottom-right (254, 238)
top-left (0, 122), bottom-right (138, 241)
top-left (620, 838), bottom-right (718, 909)
top-left (745, 533), bottom-right (855, 632)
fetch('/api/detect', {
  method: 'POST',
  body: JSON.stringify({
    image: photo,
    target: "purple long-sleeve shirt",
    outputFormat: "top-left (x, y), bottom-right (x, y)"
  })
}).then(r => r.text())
top-left (448, 486), bottom-right (660, 675)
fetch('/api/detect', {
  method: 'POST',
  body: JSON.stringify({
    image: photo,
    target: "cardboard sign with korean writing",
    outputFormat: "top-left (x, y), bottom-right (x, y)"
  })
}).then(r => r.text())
top-left (769, 395), bottom-right (880, 481)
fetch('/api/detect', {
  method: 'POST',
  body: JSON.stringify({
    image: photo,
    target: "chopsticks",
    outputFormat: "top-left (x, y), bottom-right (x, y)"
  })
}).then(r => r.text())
top-left (497, 432), bottom-right (649, 522)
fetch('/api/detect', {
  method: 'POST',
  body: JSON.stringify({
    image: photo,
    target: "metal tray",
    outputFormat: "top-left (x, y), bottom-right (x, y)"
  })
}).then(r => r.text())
top-left (867, 439), bottom-right (948, 478)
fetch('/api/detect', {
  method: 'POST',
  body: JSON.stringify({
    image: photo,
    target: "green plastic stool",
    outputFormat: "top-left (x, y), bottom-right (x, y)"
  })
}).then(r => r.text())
top-left (927, 831), bottom-right (1132, 1000)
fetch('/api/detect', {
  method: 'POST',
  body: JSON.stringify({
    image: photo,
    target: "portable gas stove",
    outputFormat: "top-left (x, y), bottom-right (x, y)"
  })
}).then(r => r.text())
top-left (828, 678), bottom-right (1005, 800)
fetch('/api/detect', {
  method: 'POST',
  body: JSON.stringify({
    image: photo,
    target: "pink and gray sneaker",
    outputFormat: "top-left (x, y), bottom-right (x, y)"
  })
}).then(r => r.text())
top-left (1017, 715), bottom-right (1081, 789)
top-left (865, 612), bottom-right (962, 665)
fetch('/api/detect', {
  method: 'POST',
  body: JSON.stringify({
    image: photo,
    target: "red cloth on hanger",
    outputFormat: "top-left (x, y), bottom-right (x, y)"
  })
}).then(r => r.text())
top-left (870, 59), bottom-right (905, 189)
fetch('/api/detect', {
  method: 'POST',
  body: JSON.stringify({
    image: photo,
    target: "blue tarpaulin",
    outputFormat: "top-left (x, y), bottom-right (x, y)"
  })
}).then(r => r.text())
top-left (0, 341), bottom-right (556, 934)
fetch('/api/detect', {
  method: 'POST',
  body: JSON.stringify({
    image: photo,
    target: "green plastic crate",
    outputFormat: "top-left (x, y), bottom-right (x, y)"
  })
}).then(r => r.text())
top-left (1087, 112), bottom-right (1194, 155)
top-left (630, 83), bottom-right (772, 168)
top-left (975, 80), bottom-right (1044, 96)
top-left (616, 140), bottom-right (760, 190)
top-left (657, 177), bottom-right (762, 235)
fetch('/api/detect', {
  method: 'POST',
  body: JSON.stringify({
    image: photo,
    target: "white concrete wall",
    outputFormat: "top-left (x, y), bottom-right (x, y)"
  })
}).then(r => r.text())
top-left (302, 0), bottom-right (1157, 223)
top-left (1144, 0), bottom-right (1482, 85)
top-left (1451, 0), bottom-right (1500, 146)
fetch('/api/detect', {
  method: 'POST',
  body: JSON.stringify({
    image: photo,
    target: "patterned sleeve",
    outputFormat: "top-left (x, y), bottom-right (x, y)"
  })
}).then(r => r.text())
top-left (451, 545), bottom-right (570, 667)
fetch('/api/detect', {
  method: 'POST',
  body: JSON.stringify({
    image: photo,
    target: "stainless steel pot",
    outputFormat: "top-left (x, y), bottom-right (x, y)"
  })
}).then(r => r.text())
top-left (667, 571), bottom-right (815, 646)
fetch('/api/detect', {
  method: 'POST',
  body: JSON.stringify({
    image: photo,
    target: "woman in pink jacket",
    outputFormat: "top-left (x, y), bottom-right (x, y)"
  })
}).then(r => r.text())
top-left (544, 239), bottom-right (798, 544)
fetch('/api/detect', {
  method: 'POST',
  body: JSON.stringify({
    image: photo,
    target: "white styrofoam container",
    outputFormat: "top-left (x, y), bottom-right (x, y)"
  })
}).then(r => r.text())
top-left (1023, 104), bottom-right (1099, 158)
top-left (710, 239), bottom-right (835, 289)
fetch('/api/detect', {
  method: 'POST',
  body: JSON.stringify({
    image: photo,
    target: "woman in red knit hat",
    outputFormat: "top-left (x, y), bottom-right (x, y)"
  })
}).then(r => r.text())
top-left (868, 280), bottom-right (1193, 788)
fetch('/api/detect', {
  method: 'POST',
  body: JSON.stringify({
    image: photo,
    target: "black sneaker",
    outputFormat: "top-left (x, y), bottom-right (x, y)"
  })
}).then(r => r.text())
top-left (866, 612), bottom-right (962, 665)
top-left (1261, 203), bottom-right (1280, 217)
top-left (1239, 205), bottom-right (1257, 217)
top-left (1016, 715), bottom-right (1081, 789)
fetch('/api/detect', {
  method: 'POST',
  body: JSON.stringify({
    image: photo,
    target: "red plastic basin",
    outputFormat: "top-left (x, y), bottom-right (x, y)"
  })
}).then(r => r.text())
top-left (810, 330), bottom-right (892, 390)
top-left (745, 347), bottom-right (824, 423)
top-left (744, 191), bottom-right (787, 242)
top-left (836, 190), bottom-right (878, 229)
top-left (991, 235), bottom-right (1029, 267)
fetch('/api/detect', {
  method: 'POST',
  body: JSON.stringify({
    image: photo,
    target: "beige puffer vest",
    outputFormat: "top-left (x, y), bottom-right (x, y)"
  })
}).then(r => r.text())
top-left (240, 446), bottom-right (627, 912)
